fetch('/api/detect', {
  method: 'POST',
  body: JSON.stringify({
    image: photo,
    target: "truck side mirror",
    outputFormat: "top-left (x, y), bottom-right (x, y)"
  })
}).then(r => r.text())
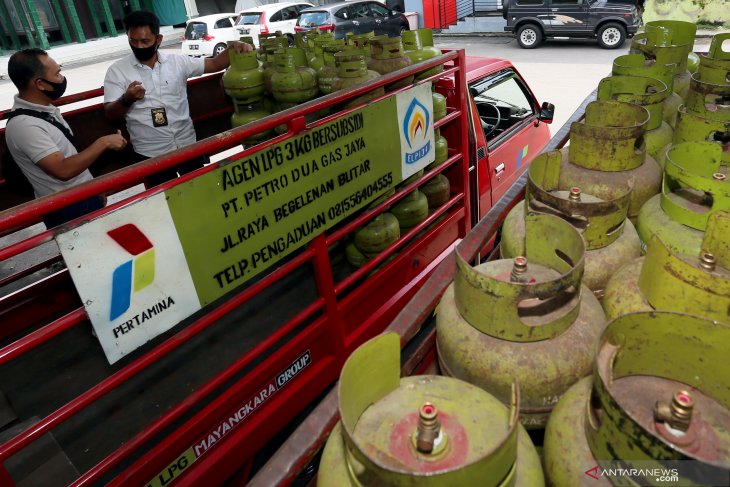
top-left (538, 102), bottom-right (554, 124)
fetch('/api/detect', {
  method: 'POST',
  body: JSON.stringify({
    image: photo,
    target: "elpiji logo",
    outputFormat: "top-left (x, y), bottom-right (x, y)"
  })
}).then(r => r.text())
top-left (108, 224), bottom-right (155, 321)
top-left (402, 97), bottom-right (432, 164)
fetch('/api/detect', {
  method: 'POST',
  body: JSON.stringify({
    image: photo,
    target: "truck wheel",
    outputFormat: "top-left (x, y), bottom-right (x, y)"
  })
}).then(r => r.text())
top-left (517, 24), bottom-right (542, 49)
top-left (597, 23), bottom-right (626, 49)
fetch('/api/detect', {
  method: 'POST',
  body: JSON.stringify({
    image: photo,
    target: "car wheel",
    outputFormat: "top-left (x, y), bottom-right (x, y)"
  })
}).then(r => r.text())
top-left (597, 22), bottom-right (626, 49)
top-left (516, 24), bottom-right (542, 49)
top-left (213, 43), bottom-right (227, 56)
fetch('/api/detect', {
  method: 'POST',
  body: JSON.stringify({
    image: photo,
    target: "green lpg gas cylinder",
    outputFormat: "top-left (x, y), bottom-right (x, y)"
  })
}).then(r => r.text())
top-left (230, 101), bottom-right (272, 145)
top-left (501, 151), bottom-right (641, 300)
top-left (317, 41), bottom-right (344, 94)
top-left (399, 169), bottom-right (424, 189)
top-left (544, 312), bottom-right (730, 487)
top-left (222, 46), bottom-right (265, 104)
top-left (437, 214), bottom-right (606, 429)
top-left (685, 72), bottom-right (730, 124)
top-left (426, 129), bottom-right (448, 171)
top-left (318, 333), bottom-right (545, 487)
top-left (560, 100), bottom-right (661, 222)
top-left (332, 50), bottom-right (383, 108)
top-left (603, 211), bottom-right (730, 323)
top-left (433, 92), bottom-right (447, 120)
top-left (420, 174), bottom-right (451, 211)
top-left (698, 33), bottom-right (730, 84)
top-left (637, 141), bottom-right (729, 255)
top-left (261, 36), bottom-right (288, 93)
top-left (402, 29), bottom-right (443, 81)
top-left (346, 31), bottom-right (374, 59)
top-left (654, 105), bottom-right (730, 169)
top-left (391, 190), bottom-right (429, 230)
top-left (612, 53), bottom-right (683, 128)
top-left (352, 213), bottom-right (400, 254)
top-left (631, 21), bottom-right (697, 100)
top-left (270, 47), bottom-right (318, 104)
top-left (597, 76), bottom-right (673, 162)
top-left (367, 35), bottom-right (413, 91)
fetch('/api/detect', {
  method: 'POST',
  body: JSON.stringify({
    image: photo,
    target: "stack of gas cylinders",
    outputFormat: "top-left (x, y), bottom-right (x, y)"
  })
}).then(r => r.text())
top-left (316, 21), bottom-right (729, 486)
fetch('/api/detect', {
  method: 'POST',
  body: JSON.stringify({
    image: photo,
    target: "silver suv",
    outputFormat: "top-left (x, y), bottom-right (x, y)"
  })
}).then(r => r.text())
top-left (503, 0), bottom-right (642, 49)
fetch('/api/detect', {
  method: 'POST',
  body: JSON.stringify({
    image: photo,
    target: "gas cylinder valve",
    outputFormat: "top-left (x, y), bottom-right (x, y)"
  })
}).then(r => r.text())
top-left (699, 252), bottom-right (716, 272)
top-left (654, 390), bottom-right (694, 432)
top-left (510, 256), bottom-right (528, 283)
top-left (569, 187), bottom-right (582, 202)
top-left (415, 402), bottom-right (442, 453)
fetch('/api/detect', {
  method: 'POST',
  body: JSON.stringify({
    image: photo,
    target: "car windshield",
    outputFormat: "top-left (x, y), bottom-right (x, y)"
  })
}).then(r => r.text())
top-left (298, 11), bottom-right (329, 27)
top-left (185, 22), bottom-right (208, 40)
top-left (237, 12), bottom-right (263, 25)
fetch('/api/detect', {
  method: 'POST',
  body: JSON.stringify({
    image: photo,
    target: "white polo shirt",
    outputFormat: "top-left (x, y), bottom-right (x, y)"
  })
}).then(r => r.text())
top-left (5, 95), bottom-right (92, 198)
top-left (104, 51), bottom-right (205, 158)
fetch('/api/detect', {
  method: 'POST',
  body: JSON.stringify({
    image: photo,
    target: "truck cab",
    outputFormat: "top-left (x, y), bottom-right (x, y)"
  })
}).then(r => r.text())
top-left (0, 50), bottom-right (551, 486)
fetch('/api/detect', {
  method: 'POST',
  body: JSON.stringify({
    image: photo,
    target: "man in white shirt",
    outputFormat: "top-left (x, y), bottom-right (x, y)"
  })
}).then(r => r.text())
top-left (104, 10), bottom-right (252, 186)
top-left (6, 49), bottom-right (127, 228)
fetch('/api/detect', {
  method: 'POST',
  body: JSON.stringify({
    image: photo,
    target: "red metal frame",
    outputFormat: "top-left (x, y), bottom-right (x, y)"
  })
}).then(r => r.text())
top-left (245, 89), bottom-right (592, 487)
top-left (0, 52), bottom-right (474, 486)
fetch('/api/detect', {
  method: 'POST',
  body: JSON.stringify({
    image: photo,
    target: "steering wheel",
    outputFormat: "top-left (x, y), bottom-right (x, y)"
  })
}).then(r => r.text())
top-left (479, 103), bottom-right (501, 138)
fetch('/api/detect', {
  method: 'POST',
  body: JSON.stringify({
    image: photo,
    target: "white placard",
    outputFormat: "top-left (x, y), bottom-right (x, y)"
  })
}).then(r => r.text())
top-left (56, 192), bottom-right (201, 364)
top-left (396, 82), bottom-right (436, 181)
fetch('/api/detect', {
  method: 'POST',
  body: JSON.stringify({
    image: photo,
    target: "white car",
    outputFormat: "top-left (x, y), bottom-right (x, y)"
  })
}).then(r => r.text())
top-left (234, 2), bottom-right (314, 46)
top-left (182, 13), bottom-right (240, 57)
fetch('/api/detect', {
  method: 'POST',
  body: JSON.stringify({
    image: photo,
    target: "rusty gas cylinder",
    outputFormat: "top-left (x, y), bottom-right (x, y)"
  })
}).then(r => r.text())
top-left (612, 53), bottom-right (684, 128)
top-left (501, 151), bottom-right (641, 300)
top-left (654, 105), bottom-right (730, 170)
top-left (597, 75), bottom-right (673, 162)
top-left (636, 141), bottom-right (729, 256)
top-left (261, 36), bottom-right (288, 93)
top-left (367, 35), bottom-right (413, 91)
top-left (603, 210), bottom-right (730, 324)
top-left (559, 100), bottom-right (661, 222)
top-left (698, 32), bottom-right (730, 85)
top-left (631, 21), bottom-right (697, 100)
top-left (437, 214), bottom-right (606, 429)
top-left (318, 333), bottom-right (545, 487)
top-left (543, 311), bottom-right (730, 486)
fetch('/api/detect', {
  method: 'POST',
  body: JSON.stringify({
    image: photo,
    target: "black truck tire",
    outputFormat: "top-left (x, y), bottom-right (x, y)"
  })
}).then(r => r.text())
top-left (516, 24), bottom-right (542, 49)
top-left (597, 22), bottom-right (626, 49)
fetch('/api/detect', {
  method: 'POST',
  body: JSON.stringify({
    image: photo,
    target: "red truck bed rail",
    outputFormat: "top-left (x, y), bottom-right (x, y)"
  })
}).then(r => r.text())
top-left (0, 50), bottom-right (474, 486)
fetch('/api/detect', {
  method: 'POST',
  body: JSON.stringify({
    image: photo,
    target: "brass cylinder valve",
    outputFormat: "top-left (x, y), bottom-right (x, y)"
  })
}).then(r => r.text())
top-left (699, 252), bottom-right (716, 272)
top-left (510, 256), bottom-right (528, 283)
top-left (569, 187), bottom-right (582, 202)
top-left (415, 403), bottom-right (441, 454)
top-left (654, 390), bottom-right (694, 432)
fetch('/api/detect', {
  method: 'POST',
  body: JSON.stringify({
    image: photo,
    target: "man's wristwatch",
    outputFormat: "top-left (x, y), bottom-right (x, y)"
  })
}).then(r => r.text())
top-left (119, 95), bottom-right (135, 107)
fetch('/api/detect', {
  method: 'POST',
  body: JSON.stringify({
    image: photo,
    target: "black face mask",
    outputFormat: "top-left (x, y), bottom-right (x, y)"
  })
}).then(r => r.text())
top-left (39, 77), bottom-right (67, 100)
top-left (131, 42), bottom-right (158, 62)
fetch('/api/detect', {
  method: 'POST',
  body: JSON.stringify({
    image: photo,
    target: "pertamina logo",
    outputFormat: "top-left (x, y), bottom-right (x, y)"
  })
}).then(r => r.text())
top-left (108, 224), bottom-right (155, 320)
top-left (402, 97), bottom-right (432, 165)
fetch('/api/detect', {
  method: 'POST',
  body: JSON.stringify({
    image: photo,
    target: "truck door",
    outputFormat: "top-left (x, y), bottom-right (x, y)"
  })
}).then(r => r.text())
top-left (470, 69), bottom-right (548, 205)
top-left (548, 0), bottom-right (590, 33)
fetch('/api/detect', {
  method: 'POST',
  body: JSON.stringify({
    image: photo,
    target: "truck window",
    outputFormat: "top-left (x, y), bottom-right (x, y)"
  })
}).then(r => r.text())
top-left (516, 0), bottom-right (544, 4)
top-left (470, 70), bottom-right (537, 146)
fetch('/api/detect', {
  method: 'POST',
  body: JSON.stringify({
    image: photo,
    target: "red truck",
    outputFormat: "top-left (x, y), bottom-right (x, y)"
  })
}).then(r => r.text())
top-left (0, 49), bottom-right (552, 486)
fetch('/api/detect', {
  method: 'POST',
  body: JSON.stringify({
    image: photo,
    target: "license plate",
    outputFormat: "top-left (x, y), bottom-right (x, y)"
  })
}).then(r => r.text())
top-left (238, 28), bottom-right (250, 34)
top-left (189, 44), bottom-right (199, 50)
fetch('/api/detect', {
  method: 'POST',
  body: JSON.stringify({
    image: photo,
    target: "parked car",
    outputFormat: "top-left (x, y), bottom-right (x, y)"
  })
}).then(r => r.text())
top-left (296, 0), bottom-right (409, 39)
top-left (503, 0), bottom-right (642, 49)
top-left (235, 2), bottom-right (314, 46)
top-left (182, 13), bottom-right (240, 57)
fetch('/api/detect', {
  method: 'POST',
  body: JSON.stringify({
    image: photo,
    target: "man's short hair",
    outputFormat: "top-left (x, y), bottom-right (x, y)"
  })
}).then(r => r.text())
top-left (123, 10), bottom-right (160, 36)
top-left (8, 48), bottom-right (48, 91)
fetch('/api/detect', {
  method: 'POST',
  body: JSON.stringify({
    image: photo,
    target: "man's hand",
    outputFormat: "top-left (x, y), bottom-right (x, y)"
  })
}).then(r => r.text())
top-left (125, 80), bottom-right (146, 101)
top-left (100, 130), bottom-right (128, 151)
top-left (229, 41), bottom-right (254, 53)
